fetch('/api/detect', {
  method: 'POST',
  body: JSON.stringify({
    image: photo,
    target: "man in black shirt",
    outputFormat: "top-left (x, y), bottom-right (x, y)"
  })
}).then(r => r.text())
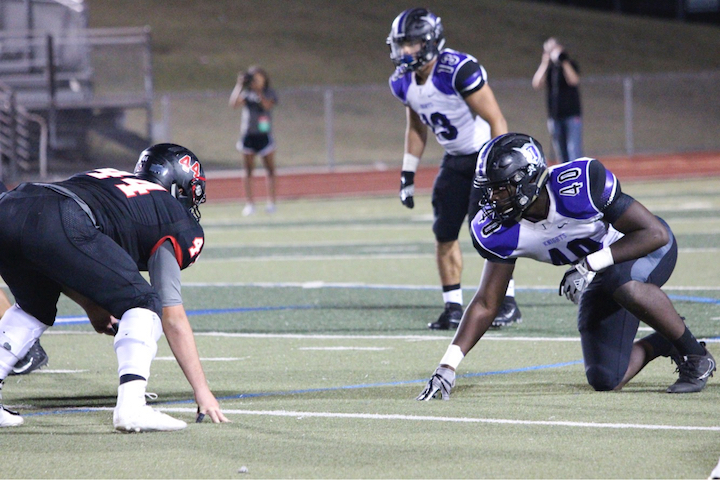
top-left (532, 37), bottom-right (583, 164)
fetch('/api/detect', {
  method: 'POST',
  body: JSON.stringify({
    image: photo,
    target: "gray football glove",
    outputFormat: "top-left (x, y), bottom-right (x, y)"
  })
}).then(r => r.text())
top-left (559, 258), bottom-right (596, 305)
top-left (416, 366), bottom-right (456, 401)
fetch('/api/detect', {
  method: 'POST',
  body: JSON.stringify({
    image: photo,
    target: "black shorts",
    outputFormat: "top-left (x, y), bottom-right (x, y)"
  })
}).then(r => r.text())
top-left (577, 218), bottom-right (677, 390)
top-left (239, 133), bottom-right (275, 155)
top-left (0, 184), bottom-right (161, 325)
top-left (431, 152), bottom-right (477, 243)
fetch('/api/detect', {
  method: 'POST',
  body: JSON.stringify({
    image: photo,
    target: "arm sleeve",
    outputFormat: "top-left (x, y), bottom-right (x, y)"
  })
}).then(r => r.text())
top-left (587, 159), bottom-right (634, 223)
top-left (455, 60), bottom-right (486, 98)
top-left (148, 240), bottom-right (183, 307)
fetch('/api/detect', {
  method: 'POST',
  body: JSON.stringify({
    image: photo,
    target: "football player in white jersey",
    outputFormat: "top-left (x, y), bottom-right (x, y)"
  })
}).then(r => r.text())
top-left (387, 8), bottom-right (518, 330)
top-left (417, 133), bottom-right (715, 399)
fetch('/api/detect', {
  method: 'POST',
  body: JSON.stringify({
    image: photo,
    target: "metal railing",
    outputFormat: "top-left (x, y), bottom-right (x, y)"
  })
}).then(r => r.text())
top-left (0, 80), bottom-right (48, 180)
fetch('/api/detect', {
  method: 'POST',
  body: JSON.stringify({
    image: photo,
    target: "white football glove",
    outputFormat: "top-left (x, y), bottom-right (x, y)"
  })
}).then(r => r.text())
top-left (416, 366), bottom-right (456, 401)
top-left (559, 258), bottom-right (596, 305)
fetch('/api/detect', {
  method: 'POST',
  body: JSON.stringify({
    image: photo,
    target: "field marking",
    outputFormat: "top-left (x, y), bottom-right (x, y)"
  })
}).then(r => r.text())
top-left (42, 330), bottom-right (720, 343)
top-left (197, 248), bottom-right (720, 263)
top-left (155, 356), bottom-right (248, 361)
top-left (157, 407), bottom-right (720, 432)
top-left (181, 281), bottom-right (720, 291)
top-left (37, 369), bottom-right (87, 374)
top-left (298, 346), bottom-right (389, 351)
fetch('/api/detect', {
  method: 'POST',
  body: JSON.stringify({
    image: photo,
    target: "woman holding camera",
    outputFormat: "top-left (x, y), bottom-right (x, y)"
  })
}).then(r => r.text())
top-left (229, 66), bottom-right (278, 215)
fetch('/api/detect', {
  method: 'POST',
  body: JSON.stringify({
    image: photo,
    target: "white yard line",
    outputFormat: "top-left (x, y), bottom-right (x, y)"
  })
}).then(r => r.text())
top-left (154, 407), bottom-right (720, 432)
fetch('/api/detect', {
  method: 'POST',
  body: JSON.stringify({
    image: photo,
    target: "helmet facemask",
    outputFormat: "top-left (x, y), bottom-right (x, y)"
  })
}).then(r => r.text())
top-left (387, 8), bottom-right (445, 73)
top-left (474, 134), bottom-right (548, 231)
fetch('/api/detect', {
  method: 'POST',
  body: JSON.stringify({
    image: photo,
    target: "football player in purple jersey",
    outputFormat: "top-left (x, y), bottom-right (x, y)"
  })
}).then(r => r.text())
top-left (387, 8), bottom-right (521, 331)
top-left (0, 144), bottom-right (229, 430)
top-left (418, 133), bottom-right (714, 400)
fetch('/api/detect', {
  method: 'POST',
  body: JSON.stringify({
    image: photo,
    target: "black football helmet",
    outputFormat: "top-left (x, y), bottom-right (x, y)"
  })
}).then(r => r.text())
top-left (474, 133), bottom-right (548, 227)
top-left (387, 8), bottom-right (445, 73)
top-left (134, 143), bottom-right (206, 220)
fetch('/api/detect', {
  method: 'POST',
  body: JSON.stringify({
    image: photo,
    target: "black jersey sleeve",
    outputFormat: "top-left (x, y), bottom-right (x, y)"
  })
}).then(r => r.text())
top-left (454, 60), bottom-right (486, 98)
top-left (587, 159), bottom-right (634, 223)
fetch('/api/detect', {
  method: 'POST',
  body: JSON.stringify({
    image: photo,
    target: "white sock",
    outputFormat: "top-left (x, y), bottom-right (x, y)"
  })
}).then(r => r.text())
top-left (505, 278), bottom-right (515, 298)
top-left (442, 288), bottom-right (463, 306)
top-left (113, 308), bottom-right (162, 380)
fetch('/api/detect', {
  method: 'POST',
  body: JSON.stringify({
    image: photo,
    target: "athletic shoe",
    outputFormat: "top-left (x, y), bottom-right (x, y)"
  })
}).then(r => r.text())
top-left (490, 296), bottom-right (522, 328)
top-left (709, 455), bottom-right (720, 480)
top-left (242, 203), bottom-right (255, 217)
top-left (113, 380), bottom-right (186, 433)
top-left (428, 302), bottom-right (463, 330)
top-left (667, 343), bottom-right (716, 393)
top-left (9, 340), bottom-right (48, 376)
top-left (0, 405), bottom-right (23, 427)
top-left (113, 405), bottom-right (187, 433)
top-left (265, 202), bottom-right (276, 214)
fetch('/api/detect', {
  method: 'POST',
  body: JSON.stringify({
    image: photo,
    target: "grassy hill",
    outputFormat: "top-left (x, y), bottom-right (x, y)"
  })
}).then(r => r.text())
top-left (87, 0), bottom-right (720, 91)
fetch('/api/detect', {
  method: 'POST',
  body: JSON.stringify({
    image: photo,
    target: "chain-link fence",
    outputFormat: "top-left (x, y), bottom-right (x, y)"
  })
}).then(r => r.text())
top-left (155, 69), bottom-right (720, 172)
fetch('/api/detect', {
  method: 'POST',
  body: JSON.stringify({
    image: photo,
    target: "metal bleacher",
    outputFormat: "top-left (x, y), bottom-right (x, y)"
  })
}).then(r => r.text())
top-left (0, 0), bottom-right (153, 181)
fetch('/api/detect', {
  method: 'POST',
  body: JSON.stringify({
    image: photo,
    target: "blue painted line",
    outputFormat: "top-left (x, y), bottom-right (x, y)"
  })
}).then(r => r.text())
top-left (164, 360), bottom-right (584, 404)
top-left (667, 294), bottom-right (720, 304)
top-left (53, 288), bottom-right (720, 326)
top-left (55, 305), bottom-right (319, 326)
top-left (20, 360), bottom-right (584, 417)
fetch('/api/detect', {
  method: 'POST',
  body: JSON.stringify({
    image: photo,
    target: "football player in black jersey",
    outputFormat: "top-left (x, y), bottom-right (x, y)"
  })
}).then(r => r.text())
top-left (0, 181), bottom-right (51, 377)
top-left (0, 144), bottom-right (229, 431)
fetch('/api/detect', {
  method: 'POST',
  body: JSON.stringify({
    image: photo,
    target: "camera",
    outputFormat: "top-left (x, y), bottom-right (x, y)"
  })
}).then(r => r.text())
top-left (242, 72), bottom-right (254, 88)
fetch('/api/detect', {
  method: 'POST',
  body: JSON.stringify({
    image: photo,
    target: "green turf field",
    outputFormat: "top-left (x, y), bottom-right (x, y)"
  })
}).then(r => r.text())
top-left (2, 178), bottom-right (720, 479)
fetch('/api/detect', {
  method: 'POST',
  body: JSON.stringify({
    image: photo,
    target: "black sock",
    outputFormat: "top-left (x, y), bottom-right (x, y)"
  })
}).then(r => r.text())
top-left (641, 332), bottom-right (674, 357)
top-left (442, 284), bottom-right (461, 292)
top-left (671, 327), bottom-right (705, 356)
top-left (119, 374), bottom-right (146, 385)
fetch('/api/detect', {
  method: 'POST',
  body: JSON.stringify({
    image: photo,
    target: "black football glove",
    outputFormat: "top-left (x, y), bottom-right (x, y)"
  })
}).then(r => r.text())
top-left (559, 258), bottom-right (596, 305)
top-left (416, 366), bottom-right (456, 401)
top-left (399, 171), bottom-right (415, 209)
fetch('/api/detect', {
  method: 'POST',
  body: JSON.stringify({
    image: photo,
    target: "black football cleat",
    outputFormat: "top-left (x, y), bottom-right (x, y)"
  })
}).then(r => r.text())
top-left (9, 340), bottom-right (48, 376)
top-left (428, 302), bottom-right (463, 330)
top-left (490, 296), bottom-right (522, 328)
top-left (667, 343), bottom-right (716, 393)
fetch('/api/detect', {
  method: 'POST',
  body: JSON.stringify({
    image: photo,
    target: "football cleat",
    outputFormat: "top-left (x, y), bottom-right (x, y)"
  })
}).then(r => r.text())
top-left (114, 380), bottom-right (186, 433)
top-left (0, 405), bottom-right (24, 427)
top-left (667, 343), bottom-right (716, 393)
top-left (709, 456), bottom-right (720, 480)
top-left (428, 302), bottom-right (463, 330)
top-left (490, 296), bottom-right (522, 328)
top-left (9, 340), bottom-right (48, 376)
top-left (113, 405), bottom-right (187, 433)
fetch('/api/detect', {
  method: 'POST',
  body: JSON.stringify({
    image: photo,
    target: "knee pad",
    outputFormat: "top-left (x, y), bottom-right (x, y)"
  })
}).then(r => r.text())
top-left (0, 305), bottom-right (49, 374)
top-left (113, 308), bottom-right (163, 379)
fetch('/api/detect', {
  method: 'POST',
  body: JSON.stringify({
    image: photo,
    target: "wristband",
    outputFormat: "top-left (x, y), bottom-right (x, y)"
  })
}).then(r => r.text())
top-left (440, 344), bottom-right (464, 370)
top-left (586, 247), bottom-right (614, 272)
top-left (402, 153), bottom-right (420, 173)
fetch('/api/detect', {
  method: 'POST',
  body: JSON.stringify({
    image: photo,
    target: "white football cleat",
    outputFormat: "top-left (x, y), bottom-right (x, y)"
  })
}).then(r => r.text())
top-left (709, 455), bottom-right (720, 480)
top-left (0, 405), bottom-right (24, 427)
top-left (113, 405), bottom-right (187, 433)
top-left (113, 380), bottom-right (186, 433)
